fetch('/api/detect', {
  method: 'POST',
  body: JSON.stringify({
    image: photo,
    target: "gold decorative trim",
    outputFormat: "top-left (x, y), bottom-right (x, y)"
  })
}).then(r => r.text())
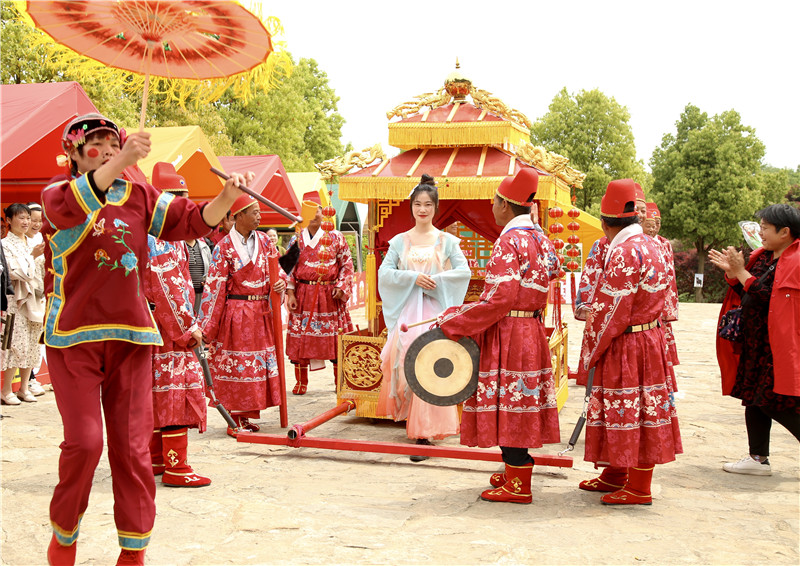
top-left (375, 200), bottom-right (402, 230)
top-left (442, 148), bottom-right (459, 177)
top-left (406, 149), bottom-right (428, 177)
top-left (386, 88), bottom-right (453, 120)
top-left (315, 143), bottom-right (387, 181)
top-left (386, 85), bottom-right (532, 133)
top-left (476, 146), bottom-right (488, 177)
top-left (340, 177), bottom-right (505, 203)
top-left (515, 141), bottom-right (586, 189)
top-left (388, 121), bottom-right (529, 150)
top-left (469, 86), bottom-right (532, 130)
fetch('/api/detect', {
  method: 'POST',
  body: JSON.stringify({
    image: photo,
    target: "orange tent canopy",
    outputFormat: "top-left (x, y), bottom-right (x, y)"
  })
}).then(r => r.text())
top-left (136, 126), bottom-right (225, 200)
top-left (1, 81), bottom-right (98, 205)
top-left (218, 155), bottom-right (300, 228)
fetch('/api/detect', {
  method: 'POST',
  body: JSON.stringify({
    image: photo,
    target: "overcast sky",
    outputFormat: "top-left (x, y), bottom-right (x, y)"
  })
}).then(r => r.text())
top-left (260, 0), bottom-right (798, 171)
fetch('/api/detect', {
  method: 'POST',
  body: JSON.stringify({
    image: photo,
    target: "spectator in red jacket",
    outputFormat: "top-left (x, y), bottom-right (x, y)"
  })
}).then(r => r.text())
top-left (711, 203), bottom-right (800, 476)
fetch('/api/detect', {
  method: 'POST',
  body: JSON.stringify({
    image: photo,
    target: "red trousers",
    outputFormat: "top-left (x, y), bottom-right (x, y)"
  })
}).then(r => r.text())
top-left (48, 341), bottom-right (156, 551)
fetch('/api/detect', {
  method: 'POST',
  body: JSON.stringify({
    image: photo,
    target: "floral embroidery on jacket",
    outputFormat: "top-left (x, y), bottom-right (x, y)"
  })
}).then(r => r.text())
top-left (95, 218), bottom-right (141, 295)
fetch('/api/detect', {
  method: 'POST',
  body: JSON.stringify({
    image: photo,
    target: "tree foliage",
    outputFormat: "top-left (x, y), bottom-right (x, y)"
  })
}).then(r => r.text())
top-left (215, 58), bottom-right (345, 170)
top-left (650, 104), bottom-right (770, 301)
top-left (531, 87), bottom-right (648, 212)
top-left (1, 4), bottom-right (346, 170)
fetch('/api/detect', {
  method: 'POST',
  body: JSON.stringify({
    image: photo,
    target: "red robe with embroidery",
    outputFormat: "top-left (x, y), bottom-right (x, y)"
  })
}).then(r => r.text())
top-left (656, 234), bottom-right (680, 367)
top-left (439, 220), bottom-right (561, 449)
top-left (197, 232), bottom-right (281, 415)
top-left (144, 237), bottom-right (206, 431)
top-left (581, 230), bottom-right (682, 467)
top-left (574, 237), bottom-right (609, 385)
top-left (285, 229), bottom-right (354, 362)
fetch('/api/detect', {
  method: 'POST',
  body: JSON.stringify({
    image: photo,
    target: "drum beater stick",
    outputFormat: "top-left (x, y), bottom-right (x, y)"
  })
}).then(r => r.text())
top-left (399, 317), bottom-right (437, 332)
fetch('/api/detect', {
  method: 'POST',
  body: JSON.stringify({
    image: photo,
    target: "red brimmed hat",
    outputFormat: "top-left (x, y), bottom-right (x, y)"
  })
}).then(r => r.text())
top-left (646, 202), bottom-right (661, 219)
top-left (61, 113), bottom-right (121, 153)
top-left (497, 168), bottom-right (538, 206)
top-left (601, 179), bottom-right (639, 218)
top-left (152, 162), bottom-right (187, 193)
top-left (634, 182), bottom-right (646, 203)
top-left (231, 193), bottom-right (258, 216)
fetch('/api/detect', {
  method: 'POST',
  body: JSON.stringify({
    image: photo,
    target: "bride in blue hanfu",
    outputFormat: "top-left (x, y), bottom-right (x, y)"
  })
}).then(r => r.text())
top-left (376, 174), bottom-right (471, 459)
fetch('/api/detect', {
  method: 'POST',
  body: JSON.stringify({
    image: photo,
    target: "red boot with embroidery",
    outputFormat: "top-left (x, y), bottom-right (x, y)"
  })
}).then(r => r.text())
top-left (47, 534), bottom-right (76, 566)
top-left (161, 428), bottom-right (211, 487)
top-left (579, 466), bottom-right (628, 492)
top-left (150, 430), bottom-right (165, 476)
top-left (116, 549), bottom-right (146, 565)
top-left (480, 463), bottom-right (533, 504)
top-left (601, 465), bottom-right (654, 505)
top-left (489, 467), bottom-right (506, 487)
top-left (292, 363), bottom-right (308, 395)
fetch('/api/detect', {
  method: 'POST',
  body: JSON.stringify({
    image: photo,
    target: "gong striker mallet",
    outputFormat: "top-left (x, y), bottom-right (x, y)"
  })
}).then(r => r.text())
top-left (399, 317), bottom-right (438, 333)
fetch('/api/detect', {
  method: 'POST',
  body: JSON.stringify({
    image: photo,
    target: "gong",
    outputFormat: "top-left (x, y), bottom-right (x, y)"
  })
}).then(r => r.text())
top-left (403, 328), bottom-right (480, 406)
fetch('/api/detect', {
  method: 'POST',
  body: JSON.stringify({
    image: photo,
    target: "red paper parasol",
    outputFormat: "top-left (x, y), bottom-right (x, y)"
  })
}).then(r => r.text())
top-left (21, 0), bottom-right (290, 129)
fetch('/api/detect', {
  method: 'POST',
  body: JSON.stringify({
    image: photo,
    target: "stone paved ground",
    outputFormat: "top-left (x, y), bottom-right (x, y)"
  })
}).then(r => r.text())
top-left (2, 303), bottom-right (798, 565)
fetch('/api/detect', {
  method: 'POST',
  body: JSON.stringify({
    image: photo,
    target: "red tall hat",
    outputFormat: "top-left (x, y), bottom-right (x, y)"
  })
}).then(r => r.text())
top-left (151, 162), bottom-right (187, 193)
top-left (634, 182), bottom-right (646, 203)
top-left (497, 168), bottom-right (538, 206)
top-left (601, 179), bottom-right (639, 218)
top-left (646, 202), bottom-right (661, 219)
top-left (231, 193), bottom-right (258, 216)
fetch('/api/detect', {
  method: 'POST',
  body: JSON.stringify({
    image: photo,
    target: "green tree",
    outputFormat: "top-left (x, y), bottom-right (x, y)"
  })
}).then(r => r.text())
top-left (650, 104), bottom-right (768, 302)
top-left (216, 58), bottom-right (345, 169)
top-left (531, 87), bottom-right (648, 211)
top-left (0, 3), bottom-right (140, 126)
top-left (761, 164), bottom-right (800, 204)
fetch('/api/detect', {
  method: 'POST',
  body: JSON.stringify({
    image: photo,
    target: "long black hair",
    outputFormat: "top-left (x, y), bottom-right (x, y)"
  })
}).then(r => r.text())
top-left (756, 203), bottom-right (800, 239)
top-left (408, 173), bottom-right (439, 214)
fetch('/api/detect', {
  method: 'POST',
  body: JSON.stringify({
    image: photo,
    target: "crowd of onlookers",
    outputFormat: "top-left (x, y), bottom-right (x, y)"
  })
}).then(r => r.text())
top-left (1, 203), bottom-right (47, 405)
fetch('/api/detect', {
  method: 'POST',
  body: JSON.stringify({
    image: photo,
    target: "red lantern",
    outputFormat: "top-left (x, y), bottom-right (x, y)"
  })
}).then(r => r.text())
top-left (321, 220), bottom-right (334, 232)
top-left (568, 208), bottom-right (581, 219)
top-left (548, 207), bottom-right (563, 218)
top-left (322, 206), bottom-right (336, 218)
top-left (558, 269), bottom-right (566, 279)
top-left (566, 260), bottom-right (580, 271)
top-left (320, 232), bottom-right (333, 247)
top-left (567, 234), bottom-right (580, 245)
top-left (567, 221), bottom-right (581, 232)
top-left (566, 247), bottom-right (580, 258)
top-left (556, 254), bottom-right (565, 265)
top-left (318, 247), bottom-right (335, 261)
top-left (548, 223), bottom-right (564, 234)
top-left (552, 239), bottom-right (565, 250)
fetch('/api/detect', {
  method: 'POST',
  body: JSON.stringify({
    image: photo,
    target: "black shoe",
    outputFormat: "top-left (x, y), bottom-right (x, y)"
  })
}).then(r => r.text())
top-left (409, 438), bottom-right (432, 462)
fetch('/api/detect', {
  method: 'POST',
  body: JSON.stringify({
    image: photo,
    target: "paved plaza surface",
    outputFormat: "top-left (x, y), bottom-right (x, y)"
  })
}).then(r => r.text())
top-left (1, 303), bottom-right (798, 565)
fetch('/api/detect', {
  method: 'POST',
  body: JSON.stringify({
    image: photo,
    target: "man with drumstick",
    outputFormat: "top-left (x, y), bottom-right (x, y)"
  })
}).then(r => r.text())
top-left (438, 168), bottom-right (561, 504)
